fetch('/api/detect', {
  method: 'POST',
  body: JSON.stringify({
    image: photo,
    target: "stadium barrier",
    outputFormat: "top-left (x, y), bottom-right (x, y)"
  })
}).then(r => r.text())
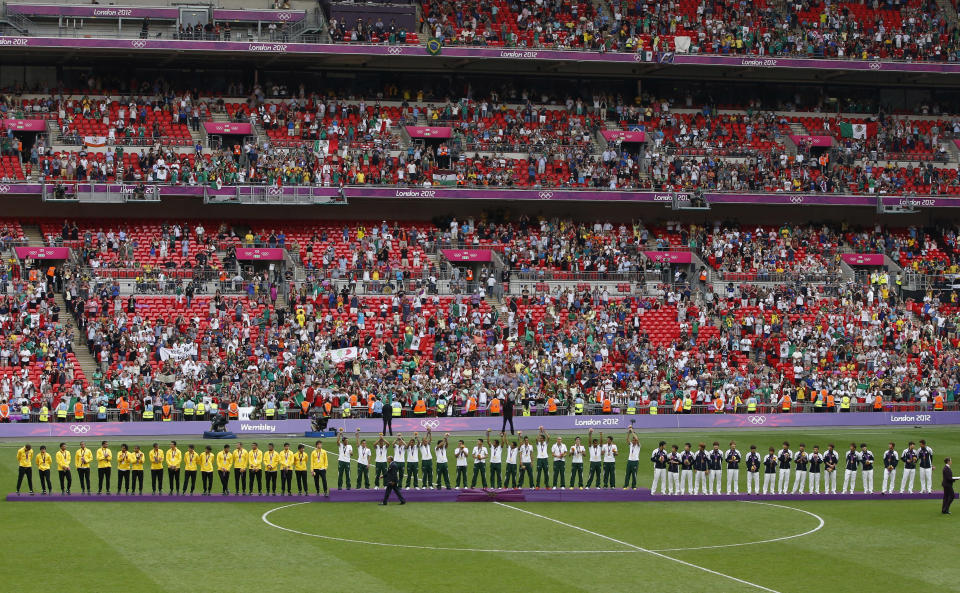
top-left (3, 411), bottom-right (959, 437)
top-left (10, 401), bottom-right (953, 424)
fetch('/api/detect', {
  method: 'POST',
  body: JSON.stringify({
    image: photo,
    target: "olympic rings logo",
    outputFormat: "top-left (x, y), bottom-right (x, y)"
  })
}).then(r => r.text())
top-left (420, 419), bottom-right (440, 430)
top-left (386, 46), bottom-right (403, 55)
top-left (70, 424), bottom-right (91, 433)
top-left (538, 191), bottom-right (554, 200)
top-left (277, 12), bottom-right (291, 21)
top-left (869, 62), bottom-right (881, 70)
top-left (131, 40), bottom-right (147, 49)
top-left (747, 416), bottom-right (766, 425)
top-left (0, 185), bottom-right (10, 193)
top-left (790, 196), bottom-right (805, 204)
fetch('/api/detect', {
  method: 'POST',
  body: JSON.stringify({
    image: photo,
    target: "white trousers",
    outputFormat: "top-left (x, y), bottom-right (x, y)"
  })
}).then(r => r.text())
top-left (824, 470), bottom-right (837, 493)
top-left (726, 469), bottom-right (740, 494)
top-left (679, 471), bottom-right (693, 494)
top-left (777, 468), bottom-right (791, 493)
top-left (843, 469), bottom-right (858, 493)
top-left (694, 471), bottom-right (708, 494)
top-left (808, 472), bottom-right (821, 494)
top-left (762, 473), bottom-right (776, 494)
top-left (651, 468), bottom-right (667, 494)
top-left (792, 470), bottom-right (807, 493)
top-left (667, 471), bottom-right (679, 495)
top-left (900, 468), bottom-right (916, 493)
top-left (861, 469), bottom-right (874, 493)
top-left (746, 471), bottom-right (759, 494)
top-left (919, 467), bottom-right (933, 493)
top-left (882, 468), bottom-right (897, 493)
top-left (709, 469), bottom-right (722, 494)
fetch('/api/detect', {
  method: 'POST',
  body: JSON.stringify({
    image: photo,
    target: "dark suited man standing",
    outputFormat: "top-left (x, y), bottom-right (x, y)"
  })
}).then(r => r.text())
top-left (379, 456), bottom-right (406, 506)
top-left (943, 457), bottom-right (959, 515)
top-left (501, 395), bottom-right (515, 435)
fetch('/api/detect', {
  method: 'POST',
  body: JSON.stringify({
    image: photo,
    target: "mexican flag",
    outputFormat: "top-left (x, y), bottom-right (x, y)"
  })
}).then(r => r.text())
top-left (83, 136), bottom-right (107, 148)
top-left (839, 122), bottom-right (875, 140)
top-left (328, 347), bottom-right (358, 363)
top-left (432, 171), bottom-right (457, 186)
top-left (313, 137), bottom-right (338, 155)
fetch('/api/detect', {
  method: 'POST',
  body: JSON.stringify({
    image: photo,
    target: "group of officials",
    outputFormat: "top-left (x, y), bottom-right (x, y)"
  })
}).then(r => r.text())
top-left (13, 431), bottom-right (958, 513)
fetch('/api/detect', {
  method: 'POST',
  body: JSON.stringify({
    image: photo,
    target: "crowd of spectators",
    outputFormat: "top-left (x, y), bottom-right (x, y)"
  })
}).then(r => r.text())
top-left (411, 0), bottom-right (960, 63)
top-left (3, 216), bottom-right (960, 421)
top-left (4, 83), bottom-right (960, 195)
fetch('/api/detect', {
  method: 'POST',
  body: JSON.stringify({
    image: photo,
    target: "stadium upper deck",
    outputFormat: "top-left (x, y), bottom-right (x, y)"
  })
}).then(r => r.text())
top-left (1, 0), bottom-right (960, 80)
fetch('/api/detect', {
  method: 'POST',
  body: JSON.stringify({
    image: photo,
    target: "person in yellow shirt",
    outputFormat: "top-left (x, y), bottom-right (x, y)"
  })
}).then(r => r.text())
top-left (279, 442), bottom-right (294, 496)
top-left (311, 440), bottom-right (329, 496)
top-left (183, 444), bottom-right (199, 495)
top-left (263, 443), bottom-right (279, 495)
top-left (96, 441), bottom-right (113, 495)
top-left (131, 445), bottom-right (145, 495)
top-left (149, 443), bottom-right (165, 495)
top-left (232, 442), bottom-right (248, 495)
top-left (200, 445), bottom-right (215, 495)
top-left (116, 444), bottom-right (132, 495)
top-left (75, 441), bottom-right (92, 494)
top-left (13, 443), bottom-right (35, 495)
top-left (36, 445), bottom-right (53, 495)
top-left (56, 442), bottom-right (73, 495)
top-left (166, 441), bottom-right (182, 495)
top-left (216, 445), bottom-right (233, 495)
top-left (247, 442), bottom-right (263, 495)
top-left (294, 444), bottom-right (309, 495)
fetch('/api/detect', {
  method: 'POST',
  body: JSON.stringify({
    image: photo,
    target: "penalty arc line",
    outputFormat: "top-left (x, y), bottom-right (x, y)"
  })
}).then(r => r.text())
top-left (261, 501), bottom-right (634, 554)
top-left (650, 500), bottom-right (825, 552)
top-left (494, 502), bottom-right (784, 593)
top-left (261, 500), bottom-right (823, 559)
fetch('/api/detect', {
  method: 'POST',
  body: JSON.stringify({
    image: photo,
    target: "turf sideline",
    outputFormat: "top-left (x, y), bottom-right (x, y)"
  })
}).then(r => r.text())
top-left (494, 502), bottom-right (784, 593)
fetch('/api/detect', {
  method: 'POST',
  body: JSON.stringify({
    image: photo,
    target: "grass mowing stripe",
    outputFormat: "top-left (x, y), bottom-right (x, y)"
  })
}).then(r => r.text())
top-left (494, 502), bottom-right (784, 593)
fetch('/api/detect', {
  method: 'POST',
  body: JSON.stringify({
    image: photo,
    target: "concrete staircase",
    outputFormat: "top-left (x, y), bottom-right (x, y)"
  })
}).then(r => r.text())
top-left (56, 293), bottom-right (100, 377)
top-left (22, 224), bottom-right (44, 247)
top-left (788, 122), bottom-right (808, 135)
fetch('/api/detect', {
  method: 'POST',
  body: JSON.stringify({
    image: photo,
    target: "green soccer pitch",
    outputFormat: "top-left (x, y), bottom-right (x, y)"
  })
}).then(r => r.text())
top-left (2, 426), bottom-right (959, 593)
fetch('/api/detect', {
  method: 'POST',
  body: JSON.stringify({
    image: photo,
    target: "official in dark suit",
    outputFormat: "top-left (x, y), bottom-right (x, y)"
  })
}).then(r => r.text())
top-left (380, 456), bottom-right (406, 505)
top-left (943, 457), bottom-right (958, 514)
top-left (501, 396), bottom-right (515, 435)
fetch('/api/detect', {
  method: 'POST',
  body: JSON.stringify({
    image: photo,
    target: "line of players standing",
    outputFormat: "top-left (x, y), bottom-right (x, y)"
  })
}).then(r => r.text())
top-left (647, 439), bottom-right (936, 495)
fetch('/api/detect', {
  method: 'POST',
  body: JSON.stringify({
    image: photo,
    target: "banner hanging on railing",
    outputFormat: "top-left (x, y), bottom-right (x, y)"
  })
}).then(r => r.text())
top-left (841, 253), bottom-right (884, 266)
top-left (442, 249), bottom-right (492, 262)
top-left (235, 248), bottom-right (284, 261)
top-left (789, 135), bottom-right (834, 147)
top-left (405, 126), bottom-right (452, 139)
top-left (2, 119), bottom-right (46, 132)
top-left (203, 122), bottom-right (252, 135)
top-left (14, 247), bottom-right (70, 260)
top-left (601, 130), bottom-right (646, 142)
top-left (643, 251), bottom-right (692, 264)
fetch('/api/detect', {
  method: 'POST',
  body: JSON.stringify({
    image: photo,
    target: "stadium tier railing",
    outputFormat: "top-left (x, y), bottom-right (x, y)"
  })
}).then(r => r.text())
top-left (10, 400), bottom-right (956, 423)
